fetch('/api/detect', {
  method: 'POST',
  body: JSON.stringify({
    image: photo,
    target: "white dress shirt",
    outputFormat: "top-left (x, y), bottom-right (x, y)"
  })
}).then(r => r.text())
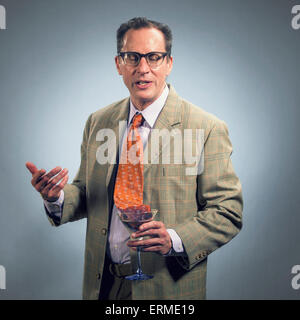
top-left (44, 84), bottom-right (184, 264)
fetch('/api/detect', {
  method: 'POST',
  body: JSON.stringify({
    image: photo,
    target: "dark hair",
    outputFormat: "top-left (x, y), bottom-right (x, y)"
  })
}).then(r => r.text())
top-left (116, 17), bottom-right (172, 56)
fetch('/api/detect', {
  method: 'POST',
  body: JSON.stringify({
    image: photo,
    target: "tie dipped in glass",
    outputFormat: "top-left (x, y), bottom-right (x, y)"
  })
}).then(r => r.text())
top-left (118, 205), bottom-right (158, 280)
top-left (119, 205), bottom-right (158, 230)
top-left (114, 113), bottom-right (158, 280)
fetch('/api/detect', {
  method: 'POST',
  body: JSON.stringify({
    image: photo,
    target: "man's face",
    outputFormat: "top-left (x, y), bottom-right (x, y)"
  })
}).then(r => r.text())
top-left (115, 28), bottom-right (173, 110)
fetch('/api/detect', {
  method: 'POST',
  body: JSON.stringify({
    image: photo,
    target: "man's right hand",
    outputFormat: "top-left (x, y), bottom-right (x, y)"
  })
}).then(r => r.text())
top-left (25, 162), bottom-right (69, 202)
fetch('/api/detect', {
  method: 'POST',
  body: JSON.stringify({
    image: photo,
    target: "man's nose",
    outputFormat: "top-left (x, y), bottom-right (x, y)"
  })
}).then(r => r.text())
top-left (137, 57), bottom-right (150, 73)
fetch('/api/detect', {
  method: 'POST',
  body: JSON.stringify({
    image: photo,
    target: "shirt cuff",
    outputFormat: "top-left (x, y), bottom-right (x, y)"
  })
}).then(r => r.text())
top-left (164, 228), bottom-right (185, 256)
top-left (44, 190), bottom-right (64, 218)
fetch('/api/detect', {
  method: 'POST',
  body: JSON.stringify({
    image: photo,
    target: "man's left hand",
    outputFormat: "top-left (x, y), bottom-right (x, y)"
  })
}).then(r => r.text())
top-left (127, 221), bottom-right (172, 255)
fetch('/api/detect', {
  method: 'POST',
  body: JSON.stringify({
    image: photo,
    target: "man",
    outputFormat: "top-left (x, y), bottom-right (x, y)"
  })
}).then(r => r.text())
top-left (26, 17), bottom-right (243, 300)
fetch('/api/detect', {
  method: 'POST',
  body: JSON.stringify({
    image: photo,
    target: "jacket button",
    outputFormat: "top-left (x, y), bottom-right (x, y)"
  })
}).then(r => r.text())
top-left (200, 199), bottom-right (207, 206)
top-left (101, 228), bottom-right (107, 235)
top-left (97, 273), bottom-right (101, 280)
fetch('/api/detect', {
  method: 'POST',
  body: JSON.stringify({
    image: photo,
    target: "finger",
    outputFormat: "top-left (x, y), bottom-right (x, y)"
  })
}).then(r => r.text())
top-left (25, 162), bottom-right (38, 175)
top-left (128, 242), bottom-right (165, 253)
top-left (31, 169), bottom-right (47, 186)
top-left (141, 246), bottom-right (164, 252)
top-left (40, 168), bottom-right (67, 193)
top-left (138, 221), bottom-right (164, 232)
top-left (40, 173), bottom-right (67, 199)
top-left (40, 175), bottom-right (68, 201)
top-left (134, 222), bottom-right (166, 236)
top-left (37, 166), bottom-right (63, 190)
top-left (140, 239), bottom-right (172, 254)
top-left (35, 170), bottom-right (57, 191)
top-left (132, 228), bottom-right (162, 239)
top-left (49, 174), bottom-right (68, 196)
top-left (35, 167), bottom-right (63, 192)
top-left (43, 166), bottom-right (63, 181)
top-left (36, 176), bottom-right (50, 192)
top-left (127, 237), bottom-right (164, 248)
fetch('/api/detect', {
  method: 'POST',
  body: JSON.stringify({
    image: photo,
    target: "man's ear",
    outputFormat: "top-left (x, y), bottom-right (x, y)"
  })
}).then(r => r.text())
top-left (115, 56), bottom-right (122, 75)
top-left (166, 56), bottom-right (173, 76)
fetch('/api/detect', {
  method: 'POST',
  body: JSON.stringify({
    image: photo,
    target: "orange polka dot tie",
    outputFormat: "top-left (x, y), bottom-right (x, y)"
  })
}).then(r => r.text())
top-left (114, 113), bottom-right (147, 210)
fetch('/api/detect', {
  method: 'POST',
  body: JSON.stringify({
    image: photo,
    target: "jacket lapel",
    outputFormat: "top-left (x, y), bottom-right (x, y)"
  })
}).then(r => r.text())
top-left (105, 98), bottom-right (130, 187)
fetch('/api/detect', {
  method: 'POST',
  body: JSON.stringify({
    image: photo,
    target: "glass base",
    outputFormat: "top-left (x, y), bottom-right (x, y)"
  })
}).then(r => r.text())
top-left (125, 273), bottom-right (153, 281)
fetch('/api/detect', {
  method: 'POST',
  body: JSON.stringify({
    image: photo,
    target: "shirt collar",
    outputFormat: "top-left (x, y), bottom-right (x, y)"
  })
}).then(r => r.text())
top-left (128, 84), bottom-right (169, 128)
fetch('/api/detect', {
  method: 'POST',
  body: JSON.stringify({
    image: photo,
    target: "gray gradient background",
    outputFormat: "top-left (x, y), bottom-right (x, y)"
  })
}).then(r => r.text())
top-left (0, 0), bottom-right (299, 299)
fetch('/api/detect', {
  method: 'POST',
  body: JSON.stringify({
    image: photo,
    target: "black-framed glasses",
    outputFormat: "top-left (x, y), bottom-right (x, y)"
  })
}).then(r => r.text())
top-left (118, 51), bottom-right (169, 68)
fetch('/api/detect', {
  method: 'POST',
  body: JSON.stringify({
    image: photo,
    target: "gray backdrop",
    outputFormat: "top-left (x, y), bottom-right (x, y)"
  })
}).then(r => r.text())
top-left (0, 0), bottom-right (299, 299)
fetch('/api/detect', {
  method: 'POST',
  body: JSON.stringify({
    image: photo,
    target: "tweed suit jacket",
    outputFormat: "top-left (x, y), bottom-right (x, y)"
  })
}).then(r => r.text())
top-left (48, 84), bottom-right (243, 300)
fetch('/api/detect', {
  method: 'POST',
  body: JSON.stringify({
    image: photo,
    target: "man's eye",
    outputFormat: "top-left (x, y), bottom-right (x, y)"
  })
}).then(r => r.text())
top-left (127, 54), bottom-right (138, 61)
top-left (148, 54), bottom-right (161, 61)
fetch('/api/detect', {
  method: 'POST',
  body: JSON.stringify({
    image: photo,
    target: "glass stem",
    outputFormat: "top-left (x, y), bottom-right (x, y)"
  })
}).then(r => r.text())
top-left (137, 246), bottom-right (142, 275)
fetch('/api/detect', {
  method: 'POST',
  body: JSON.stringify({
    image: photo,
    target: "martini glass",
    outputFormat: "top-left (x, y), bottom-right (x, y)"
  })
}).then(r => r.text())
top-left (118, 207), bottom-right (158, 280)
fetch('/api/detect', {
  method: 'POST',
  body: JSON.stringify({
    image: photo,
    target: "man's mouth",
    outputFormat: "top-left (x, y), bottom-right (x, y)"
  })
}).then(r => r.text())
top-left (135, 81), bottom-right (152, 89)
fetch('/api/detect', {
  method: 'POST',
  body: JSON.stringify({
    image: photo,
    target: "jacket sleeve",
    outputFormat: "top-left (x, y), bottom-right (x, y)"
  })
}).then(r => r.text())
top-left (174, 120), bottom-right (243, 270)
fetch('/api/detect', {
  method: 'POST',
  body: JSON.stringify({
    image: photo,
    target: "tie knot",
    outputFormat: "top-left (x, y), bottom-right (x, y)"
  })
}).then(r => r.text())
top-left (132, 113), bottom-right (144, 128)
